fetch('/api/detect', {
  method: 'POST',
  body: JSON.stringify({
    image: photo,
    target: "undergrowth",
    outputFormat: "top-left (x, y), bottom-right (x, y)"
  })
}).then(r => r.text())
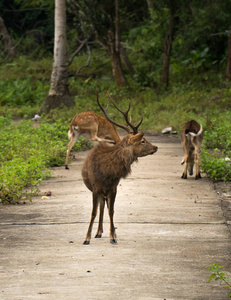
top-left (0, 117), bottom-right (92, 204)
top-left (201, 112), bottom-right (231, 181)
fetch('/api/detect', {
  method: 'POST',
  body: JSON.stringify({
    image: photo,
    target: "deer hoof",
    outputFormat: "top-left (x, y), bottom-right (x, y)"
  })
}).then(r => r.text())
top-left (83, 240), bottom-right (90, 245)
top-left (181, 174), bottom-right (187, 179)
top-left (65, 165), bottom-right (69, 170)
top-left (95, 234), bottom-right (102, 238)
top-left (110, 238), bottom-right (117, 244)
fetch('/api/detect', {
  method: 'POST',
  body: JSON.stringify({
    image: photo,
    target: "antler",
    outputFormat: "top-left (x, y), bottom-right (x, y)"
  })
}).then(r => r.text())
top-left (107, 92), bottom-right (143, 134)
top-left (96, 92), bottom-right (131, 133)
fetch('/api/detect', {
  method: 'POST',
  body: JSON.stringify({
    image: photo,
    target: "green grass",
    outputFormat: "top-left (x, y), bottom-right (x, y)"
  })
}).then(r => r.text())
top-left (0, 117), bottom-right (92, 203)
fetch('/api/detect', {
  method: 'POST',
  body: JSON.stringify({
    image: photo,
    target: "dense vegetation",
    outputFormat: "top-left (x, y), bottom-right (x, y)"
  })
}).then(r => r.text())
top-left (0, 0), bottom-right (230, 203)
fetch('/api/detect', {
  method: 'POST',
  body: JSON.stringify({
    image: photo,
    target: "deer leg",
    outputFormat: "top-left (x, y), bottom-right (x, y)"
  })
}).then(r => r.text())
top-left (194, 147), bottom-right (201, 180)
top-left (65, 130), bottom-right (81, 169)
top-left (95, 196), bottom-right (105, 238)
top-left (181, 153), bottom-right (188, 179)
top-left (108, 187), bottom-right (117, 244)
top-left (90, 128), bottom-right (115, 144)
top-left (92, 135), bottom-right (115, 144)
top-left (187, 152), bottom-right (194, 176)
top-left (83, 192), bottom-right (99, 245)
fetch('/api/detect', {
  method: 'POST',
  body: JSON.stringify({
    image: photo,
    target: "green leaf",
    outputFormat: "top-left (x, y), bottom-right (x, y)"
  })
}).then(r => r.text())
top-left (208, 274), bottom-right (216, 282)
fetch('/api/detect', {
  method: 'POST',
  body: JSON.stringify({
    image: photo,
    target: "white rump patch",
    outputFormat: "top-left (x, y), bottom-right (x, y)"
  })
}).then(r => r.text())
top-left (68, 130), bottom-right (72, 140)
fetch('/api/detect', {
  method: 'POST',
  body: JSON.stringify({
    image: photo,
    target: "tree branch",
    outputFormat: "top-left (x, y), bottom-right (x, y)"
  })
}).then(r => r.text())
top-left (76, 43), bottom-right (91, 75)
top-left (66, 37), bottom-right (89, 67)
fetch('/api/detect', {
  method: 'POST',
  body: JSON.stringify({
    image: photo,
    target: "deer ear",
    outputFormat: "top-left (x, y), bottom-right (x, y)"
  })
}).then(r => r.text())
top-left (128, 132), bottom-right (144, 144)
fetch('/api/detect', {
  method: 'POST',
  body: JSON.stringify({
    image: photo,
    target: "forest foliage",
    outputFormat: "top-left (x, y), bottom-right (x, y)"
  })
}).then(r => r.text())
top-left (0, 0), bottom-right (230, 203)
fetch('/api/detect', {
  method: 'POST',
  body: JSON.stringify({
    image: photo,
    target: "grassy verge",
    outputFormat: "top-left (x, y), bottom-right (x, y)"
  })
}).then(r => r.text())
top-left (200, 115), bottom-right (231, 181)
top-left (0, 117), bottom-right (92, 204)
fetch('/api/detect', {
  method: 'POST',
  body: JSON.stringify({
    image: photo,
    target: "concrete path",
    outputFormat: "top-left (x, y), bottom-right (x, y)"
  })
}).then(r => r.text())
top-left (0, 134), bottom-right (230, 300)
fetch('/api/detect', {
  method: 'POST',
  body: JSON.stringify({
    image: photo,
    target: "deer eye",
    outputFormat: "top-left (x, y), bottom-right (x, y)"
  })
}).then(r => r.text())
top-left (141, 139), bottom-right (145, 144)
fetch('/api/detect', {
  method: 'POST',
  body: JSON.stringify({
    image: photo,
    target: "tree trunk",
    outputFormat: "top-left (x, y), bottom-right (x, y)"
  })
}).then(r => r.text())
top-left (40, 0), bottom-right (74, 113)
top-left (120, 46), bottom-right (135, 75)
top-left (98, 1), bottom-right (128, 87)
top-left (0, 16), bottom-right (17, 58)
top-left (161, 34), bottom-right (173, 86)
top-left (161, 0), bottom-right (177, 87)
top-left (146, 0), bottom-right (154, 11)
top-left (226, 29), bottom-right (231, 80)
top-left (105, 29), bottom-right (128, 87)
top-left (109, 0), bottom-right (128, 87)
top-left (100, 39), bottom-right (128, 87)
top-left (109, 48), bottom-right (128, 87)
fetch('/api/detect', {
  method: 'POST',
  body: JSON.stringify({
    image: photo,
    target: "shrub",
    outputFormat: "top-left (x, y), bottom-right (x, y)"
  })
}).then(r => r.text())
top-left (201, 149), bottom-right (231, 181)
top-left (0, 116), bottom-right (11, 128)
top-left (0, 79), bottom-right (48, 106)
top-left (203, 123), bottom-right (231, 152)
top-left (200, 113), bottom-right (231, 182)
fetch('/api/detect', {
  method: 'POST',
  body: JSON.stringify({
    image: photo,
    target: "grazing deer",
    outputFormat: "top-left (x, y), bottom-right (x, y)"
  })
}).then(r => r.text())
top-left (181, 120), bottom-right (203, 180)
top-left (65, 110), bottom-right (121, 169)
top-left (82, 93), bottom-right (158, 245)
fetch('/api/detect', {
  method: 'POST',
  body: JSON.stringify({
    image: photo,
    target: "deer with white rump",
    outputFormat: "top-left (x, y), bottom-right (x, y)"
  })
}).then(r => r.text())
top-left (181, 120), bottom-right (203, 180)
top-left (82, 93), bottom-right (158, 245)
top-left (65, 106), bottom-right (121, 169)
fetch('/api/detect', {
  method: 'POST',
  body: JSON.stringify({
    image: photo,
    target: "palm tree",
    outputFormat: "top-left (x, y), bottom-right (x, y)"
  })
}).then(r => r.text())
top-left (40, 0), bottom-right (75, 113)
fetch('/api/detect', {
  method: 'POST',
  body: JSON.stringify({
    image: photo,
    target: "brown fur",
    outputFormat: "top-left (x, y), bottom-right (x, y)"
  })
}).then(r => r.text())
top-left (65, 112), bottom-right (121, 169)
top-left (181, 120), bottom-right (203, 180)
top-left (82, 132), bottom-right (158, 245)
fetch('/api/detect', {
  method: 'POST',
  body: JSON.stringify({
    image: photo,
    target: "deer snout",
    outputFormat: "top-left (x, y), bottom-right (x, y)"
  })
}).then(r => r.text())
top-left (150, 145), bottom-right (158, 154)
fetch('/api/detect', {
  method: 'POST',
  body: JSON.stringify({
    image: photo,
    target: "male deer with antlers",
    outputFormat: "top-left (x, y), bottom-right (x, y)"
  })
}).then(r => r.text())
top-left (65, 109), bottom-right (121, 169)
top-left (82, 93), bottom-right (158, 245)
top-left (181, 120), bottom-right (203, 180)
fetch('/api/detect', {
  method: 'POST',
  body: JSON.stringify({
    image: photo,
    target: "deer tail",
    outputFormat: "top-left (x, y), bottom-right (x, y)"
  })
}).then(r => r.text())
top-left (68, 125), bottom-right (79, 140)
top-left (68, 129), bottom-right (72, 140)
top-left (197, 124), bottom-right (203, 136)
top-left (181, 157), bottom-right (185, 165)
top-left (186, 124), bottom-right (203, 138)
